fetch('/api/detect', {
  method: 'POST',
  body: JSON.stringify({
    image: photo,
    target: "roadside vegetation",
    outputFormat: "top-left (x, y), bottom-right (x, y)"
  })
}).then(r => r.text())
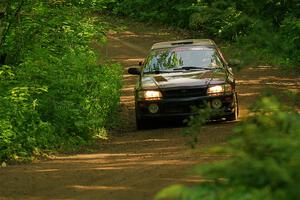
top-left (0, 1), bottom-right (122, 162)
top-left (156, 96), bottom-right (300, 200)
top-left (104, 0), bottom-right (300, 67)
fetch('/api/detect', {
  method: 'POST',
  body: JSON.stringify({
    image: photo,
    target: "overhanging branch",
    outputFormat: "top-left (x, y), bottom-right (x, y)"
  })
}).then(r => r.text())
top-left (0, 0), bottom-right (25, 49)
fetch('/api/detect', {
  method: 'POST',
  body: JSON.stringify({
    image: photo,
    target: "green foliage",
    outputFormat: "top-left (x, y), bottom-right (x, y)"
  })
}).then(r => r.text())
top-left (278, 17), bottom-right (300, 65)
top-left (107, 0), bottom-right (300, 67)
top-left (189, 1), bottom-right (252, 41)
top-left (108, 0), bottom-right (198, 27)
top-left (181, 107), bottom-right (213, 148)
top-left (0, 86), bottom-right (55, 161)
top-left (156, 96), bottom-right (300, 200)
top-left (0, 1), bottom-right (122, 162)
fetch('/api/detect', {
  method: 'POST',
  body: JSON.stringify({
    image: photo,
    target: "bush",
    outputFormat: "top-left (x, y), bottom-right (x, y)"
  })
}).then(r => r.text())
top-left (0, 66), bottom-right (55, 161)
top-left (156, 96), bottom-right (300, 200)
top-left (278, 16), bottom-right (300, 66)
top-left (0, 1), bottom-right (122, 162)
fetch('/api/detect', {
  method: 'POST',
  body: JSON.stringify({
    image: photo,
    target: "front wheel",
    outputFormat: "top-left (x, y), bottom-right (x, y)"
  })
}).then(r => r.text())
top-left (135, 107), bottom-right (150, 130)
top-left (136, 117), bottom-right (149, 130)
top-left (226, 93), bottom-right (239, 121)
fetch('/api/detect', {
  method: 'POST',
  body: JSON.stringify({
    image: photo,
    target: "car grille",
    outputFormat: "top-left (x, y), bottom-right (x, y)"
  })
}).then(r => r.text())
top-left (162, 87), bottom-right (207, 98)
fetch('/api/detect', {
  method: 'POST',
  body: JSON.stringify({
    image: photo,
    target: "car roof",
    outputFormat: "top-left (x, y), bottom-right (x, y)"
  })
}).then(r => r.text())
top-left (151, 39), bottom-right (216, 50)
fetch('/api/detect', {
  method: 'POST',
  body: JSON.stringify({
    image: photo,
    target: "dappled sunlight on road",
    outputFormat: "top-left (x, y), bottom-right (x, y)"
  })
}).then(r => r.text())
top-left (115, 138), bottom-right (170, 144)
top-left (238, 92), bottom-right (260, 97)
top-left (69, 185), bottom-right (131, 191)
top-left (35, 169), bottom-right (60, 173)
top-left (120, 96), bottom-right (135, 104)
top-left (0, 130), bottom-right (230, 200)
top-left (235, 65), bottom-right (300, 119)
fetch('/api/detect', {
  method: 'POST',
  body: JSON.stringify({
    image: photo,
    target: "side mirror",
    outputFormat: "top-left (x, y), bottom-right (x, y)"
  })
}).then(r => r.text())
top-left (128, 67), bottom-right (141, 75)
top-left (139, 61), bottom-right (143, 66)
top-left (228, 59), bottom-right (241, 67)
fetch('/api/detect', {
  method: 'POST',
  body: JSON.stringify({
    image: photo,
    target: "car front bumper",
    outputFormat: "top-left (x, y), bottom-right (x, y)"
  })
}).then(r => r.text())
top-left (136, 93), bottom-right (236, 119)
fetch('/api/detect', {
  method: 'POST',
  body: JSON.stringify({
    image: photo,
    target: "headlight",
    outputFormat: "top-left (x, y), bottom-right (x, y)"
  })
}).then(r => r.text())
top-left (138, 90), bottom-right (162, 100)
top-left (207, 84), bottom-right (232, 96)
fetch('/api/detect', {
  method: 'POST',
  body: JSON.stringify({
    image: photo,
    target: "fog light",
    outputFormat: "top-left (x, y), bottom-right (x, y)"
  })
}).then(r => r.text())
top-left (148, 104), bottom-right (159, 114)
top-left (211, 99), bottom-right (222, 109)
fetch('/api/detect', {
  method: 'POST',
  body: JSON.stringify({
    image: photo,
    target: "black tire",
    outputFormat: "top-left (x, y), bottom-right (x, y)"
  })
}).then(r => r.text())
top-left (135, 106), bottom-right (149, 130)
top-left (136, 116), bottom-right (149, 130)
top-left (227, 93), bottom-right (239, 121)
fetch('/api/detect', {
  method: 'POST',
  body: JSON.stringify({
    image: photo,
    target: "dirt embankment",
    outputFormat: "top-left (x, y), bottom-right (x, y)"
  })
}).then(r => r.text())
top-left (1, 17), bottom-right (299, 200)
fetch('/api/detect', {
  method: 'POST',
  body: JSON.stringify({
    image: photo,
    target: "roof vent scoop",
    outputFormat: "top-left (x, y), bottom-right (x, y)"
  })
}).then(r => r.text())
top-left (171, 41), bottom-right (193, 46)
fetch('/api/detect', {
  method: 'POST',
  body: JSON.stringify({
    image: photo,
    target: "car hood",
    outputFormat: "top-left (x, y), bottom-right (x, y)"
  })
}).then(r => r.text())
top-left (141, 69), bottom-right (227, 90)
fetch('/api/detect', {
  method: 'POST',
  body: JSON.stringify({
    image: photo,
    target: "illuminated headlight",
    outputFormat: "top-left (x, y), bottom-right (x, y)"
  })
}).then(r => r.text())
top-left (138, 90), bottom-right (162, 100)
top-left (207, 84), bottom-right (232, 96)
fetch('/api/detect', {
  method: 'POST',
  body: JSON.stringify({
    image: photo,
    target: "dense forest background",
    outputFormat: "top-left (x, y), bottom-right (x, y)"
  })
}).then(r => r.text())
top-left (106, 0), bottom-right (300, 66)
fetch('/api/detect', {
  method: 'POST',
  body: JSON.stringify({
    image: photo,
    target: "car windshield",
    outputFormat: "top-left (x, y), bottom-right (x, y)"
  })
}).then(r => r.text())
top-left (143, 47), bottom-right (224, 73)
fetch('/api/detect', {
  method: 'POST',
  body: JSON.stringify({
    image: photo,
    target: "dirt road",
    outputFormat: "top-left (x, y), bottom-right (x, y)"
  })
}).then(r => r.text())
top-left (1, 17), bottom-right (299, 200)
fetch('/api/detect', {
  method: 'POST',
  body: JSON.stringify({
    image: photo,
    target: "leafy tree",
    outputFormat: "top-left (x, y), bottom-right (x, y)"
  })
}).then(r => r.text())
top-left (0, 0), bottom-right (122, 162)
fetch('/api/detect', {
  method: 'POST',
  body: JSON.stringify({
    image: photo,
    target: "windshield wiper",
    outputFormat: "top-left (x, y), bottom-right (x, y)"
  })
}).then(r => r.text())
top-left (173, 66), bottom-right (213, 71)
top-left (173, 65), bottom-right (224, 71)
